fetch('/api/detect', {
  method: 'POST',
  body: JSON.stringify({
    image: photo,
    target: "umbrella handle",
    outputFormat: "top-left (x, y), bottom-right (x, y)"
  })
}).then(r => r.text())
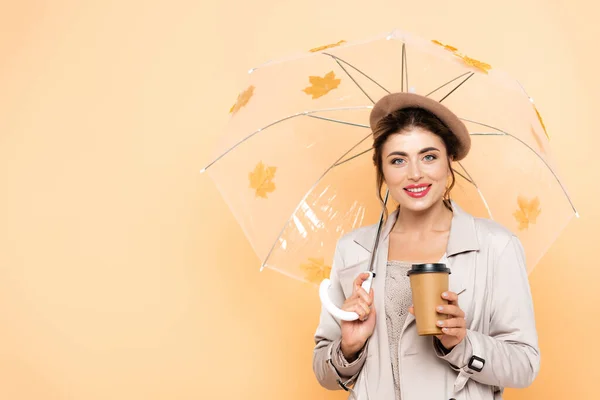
top-left (318, 271), bottom-right (374, 321)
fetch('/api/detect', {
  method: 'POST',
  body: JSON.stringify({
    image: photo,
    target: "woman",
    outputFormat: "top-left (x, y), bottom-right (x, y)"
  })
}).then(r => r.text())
top-left (312, 93), bottom-right (540, 400)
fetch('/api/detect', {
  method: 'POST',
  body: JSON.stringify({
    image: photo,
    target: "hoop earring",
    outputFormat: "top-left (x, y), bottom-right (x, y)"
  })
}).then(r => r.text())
top-left (443, 186), bottom-right (453, 210)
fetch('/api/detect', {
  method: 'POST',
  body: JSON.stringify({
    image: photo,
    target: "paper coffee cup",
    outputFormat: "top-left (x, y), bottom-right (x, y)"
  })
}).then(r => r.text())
top-left (407, 263), bottom-right (451, 336)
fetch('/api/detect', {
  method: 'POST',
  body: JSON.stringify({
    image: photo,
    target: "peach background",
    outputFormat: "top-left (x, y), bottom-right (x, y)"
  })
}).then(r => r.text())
top-left (0, 1), bottom-right (598, 399)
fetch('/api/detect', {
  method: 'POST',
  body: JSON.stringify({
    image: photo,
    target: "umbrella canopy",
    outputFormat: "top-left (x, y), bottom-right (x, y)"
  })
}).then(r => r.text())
top-left (202, 28), bottom-right (578, 286)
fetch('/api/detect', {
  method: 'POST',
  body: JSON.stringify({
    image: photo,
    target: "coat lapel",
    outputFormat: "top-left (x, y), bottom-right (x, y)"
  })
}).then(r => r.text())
top-left (445, 201), bottom-right (479, 299)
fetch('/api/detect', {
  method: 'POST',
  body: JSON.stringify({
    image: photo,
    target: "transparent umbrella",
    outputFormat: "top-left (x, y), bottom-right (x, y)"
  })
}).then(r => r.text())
top-left (201, 29), bottom-right (578, 319)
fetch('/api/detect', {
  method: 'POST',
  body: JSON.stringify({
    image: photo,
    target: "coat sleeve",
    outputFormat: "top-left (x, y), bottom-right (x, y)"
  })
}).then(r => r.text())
top-left (312, 240), bottom-right (368, 391)
top-left (435, 235), bottom-right (541, 389)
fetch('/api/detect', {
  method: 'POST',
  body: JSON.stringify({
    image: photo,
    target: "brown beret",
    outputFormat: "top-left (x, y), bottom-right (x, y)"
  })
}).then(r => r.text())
top-left (369, 92), bottom-right (471, 161)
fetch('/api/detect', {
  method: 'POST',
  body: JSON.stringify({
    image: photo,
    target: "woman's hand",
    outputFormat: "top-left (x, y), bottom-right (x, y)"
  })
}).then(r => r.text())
top-left (340, 273), bottom-right (376, 361)
top-left (408, 291), bottom-right (467, 351)
top-left (434, 291), bottom-right (467, 350)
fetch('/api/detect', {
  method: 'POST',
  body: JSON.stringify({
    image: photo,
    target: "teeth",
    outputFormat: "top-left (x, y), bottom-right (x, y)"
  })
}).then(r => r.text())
top-left (406, 186), bottom-right (428, 193)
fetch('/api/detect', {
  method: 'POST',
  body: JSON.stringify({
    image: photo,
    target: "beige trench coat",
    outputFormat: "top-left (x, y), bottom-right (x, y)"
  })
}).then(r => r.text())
top-left (313, 202), bottom-right (540, 400)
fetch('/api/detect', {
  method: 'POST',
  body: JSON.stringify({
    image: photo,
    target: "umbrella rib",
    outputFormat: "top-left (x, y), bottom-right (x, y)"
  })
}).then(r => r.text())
top-left (323, 52), bottom-right (391, 100)
top-left (332, 58), bottom-right (375, 103)
top-left (306, 114), bottom-right (369, 128)
top-left (263, 264), bottom-right (314, 284)
top-left (464, 118), bottom-right (578, 216)
top-left (439, 73), bottom-right (475, 103)
top-left (456, 161), bottom-right (494, 219)
top-left (452, 168), bottom-right (473, 184)
top-left (402, 43), bottom-right (408, 92)
top-left (260, 132), bottom-right (374, 271)
top-left (201, 106), bottom-right (372, 172)
top-left (425, 72), bottom-right (473, 97)
top-left (334, 148), bottom-right (372, 167)
top-left (462, 118), bottom-right (508, 132)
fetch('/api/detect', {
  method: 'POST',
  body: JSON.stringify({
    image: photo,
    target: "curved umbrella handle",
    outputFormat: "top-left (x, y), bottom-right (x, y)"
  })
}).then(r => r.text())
top-left (318, 271), bottom-right (374, 321)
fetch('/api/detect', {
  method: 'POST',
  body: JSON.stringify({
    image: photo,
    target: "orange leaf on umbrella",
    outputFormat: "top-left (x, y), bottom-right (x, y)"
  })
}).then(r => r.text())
top-left (300, 257), bottom-right (331, 283)
top-left (432, 39), bottom-right (458, 52)
top-left (458, 54), bottom-right (492, 74)
top-left (302, 71), bottom-right (341, 99)
top-left (230, 85), bottom-right (255, 115)
top-left (534, 105), bottom-right (550, 140)
top-left (309, 40), bottom-right (347, 53)
top-left (249, 161), bottom-right (276, 198)
top-left (431, 39), bottom-right (491, 74)
top-left (513, 196), bottom-right (541, 230)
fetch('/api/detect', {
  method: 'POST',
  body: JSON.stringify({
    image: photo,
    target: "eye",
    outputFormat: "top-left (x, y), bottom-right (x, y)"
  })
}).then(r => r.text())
top-left (391, 158), bottom-right (405, 165)
top-left (423, 154), bottom-right (437, 162)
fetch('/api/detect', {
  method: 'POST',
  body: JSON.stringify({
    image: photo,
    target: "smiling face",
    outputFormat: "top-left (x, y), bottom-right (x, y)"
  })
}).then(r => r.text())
top-left (372, 106), bottom-right (459, 215)
top-left (381, 127), bottom-right (452, 213)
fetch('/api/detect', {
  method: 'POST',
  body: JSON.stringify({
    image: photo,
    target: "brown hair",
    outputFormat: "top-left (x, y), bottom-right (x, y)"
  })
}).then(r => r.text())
top-left (372, 107), bottom-right (459, 217)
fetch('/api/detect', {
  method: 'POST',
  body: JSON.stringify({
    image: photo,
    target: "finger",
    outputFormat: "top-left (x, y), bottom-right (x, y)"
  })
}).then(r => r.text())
top-left (358, 300), bottom-right (371, 319)
top-left (436, 304), bottom-right (465, 318)
top-left (343, 299), bottom-right (370, 321)
top-left (437, 317), bottom-right (466, 329)
top-left (408, 305), bottom-right (414, 315)
top-left (441, 291), bottom-right (459, 305)
top-left (342, 297), bottom-right (360, 311)
top-left (440, 327), bottom-right (464, 337)
top-left (353, 273), bottom-right (371, 294)
top-left (343, 302), bottom-right (365, 320)
top-left (355, 287), bottom-right (372, 306)
top-left (355, 302), bottom-right (369, 321)
top-left (369, 289), bottom-right (376, 315)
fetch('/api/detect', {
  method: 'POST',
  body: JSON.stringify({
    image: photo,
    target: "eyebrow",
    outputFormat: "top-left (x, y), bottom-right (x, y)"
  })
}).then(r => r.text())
top-left (386, 147), bottom-right (440, 158)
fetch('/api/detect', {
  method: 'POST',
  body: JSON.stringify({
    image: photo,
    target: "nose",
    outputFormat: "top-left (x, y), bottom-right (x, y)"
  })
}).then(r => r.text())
top-left (407, 160), bottom-right (423, 181)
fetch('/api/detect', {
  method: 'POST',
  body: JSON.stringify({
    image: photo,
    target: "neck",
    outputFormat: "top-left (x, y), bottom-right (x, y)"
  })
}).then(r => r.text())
top-left (393, 201), bottom-right (452, 233)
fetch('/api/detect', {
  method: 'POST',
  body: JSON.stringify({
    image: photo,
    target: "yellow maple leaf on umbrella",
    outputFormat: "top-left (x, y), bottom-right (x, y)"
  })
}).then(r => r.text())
top-left (513, 196), bottom-right (541, 230)
top-left (309, 40), bottom-right (347, 52)
top-left (302, 71), bottom-right (341, 99)
top-left (300, 257), bottom-right (331, 283)
top-left (432, 40), bottom-right (458, 52)
top-left (534, 105), bottom-right (550, 140)
top-left (431, 40), bottom-right (491, 74)
top-left (458, 54), bottom-right (492, 74)
top-left (230, 85), bottom-right (255, 115)
top-left (249, 161), bottom-right (276, 198)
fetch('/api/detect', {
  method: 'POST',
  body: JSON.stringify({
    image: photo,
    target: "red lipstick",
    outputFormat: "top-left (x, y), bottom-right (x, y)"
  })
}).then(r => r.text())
top-left (404, 184), bottom-right (431, 198)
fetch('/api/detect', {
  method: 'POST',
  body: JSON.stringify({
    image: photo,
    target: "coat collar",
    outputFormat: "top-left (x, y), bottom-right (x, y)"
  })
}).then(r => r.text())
top-left (353, 201), bottom-right (479, 257)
